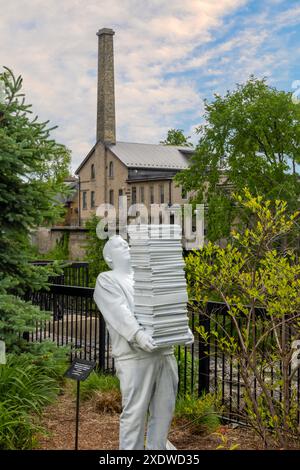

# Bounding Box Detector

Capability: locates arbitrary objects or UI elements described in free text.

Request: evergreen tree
[0,67,70,350]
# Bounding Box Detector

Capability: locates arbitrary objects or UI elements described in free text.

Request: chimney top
[97,28,115,36]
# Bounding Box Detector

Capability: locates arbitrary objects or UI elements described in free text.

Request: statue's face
[109,235,130,268]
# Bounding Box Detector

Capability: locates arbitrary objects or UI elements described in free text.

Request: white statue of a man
[93,234,193,450]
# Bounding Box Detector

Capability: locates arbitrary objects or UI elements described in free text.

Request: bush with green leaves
[175,392,221,434]
[0,293,51,353]
[14,340,70,382]
[0,356,59,412]
[0,400,40,450]
[83,214,109,287]
[175,345,199,396]
[0,348,67,449]
[78,371,120,401]
[185,189,300,448]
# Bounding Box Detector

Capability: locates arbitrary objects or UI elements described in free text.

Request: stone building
[56,175,79,227]
[75,28,193,225]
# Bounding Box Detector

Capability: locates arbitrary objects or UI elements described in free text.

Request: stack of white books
[128,224,192,347]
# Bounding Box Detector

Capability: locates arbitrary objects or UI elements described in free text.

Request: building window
[118,189,123,207]
[91,163,95,180]
[150,186,154,204]
[160,184,164,203]
[82,191,87,210]
[132,186,137,205]
[140,186,144,203]
[109,161,114,178]
[109,189,114,205]
[91,191,95,208]
[181,186,187,199]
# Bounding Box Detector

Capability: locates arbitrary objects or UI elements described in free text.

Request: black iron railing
[26,285,300,423]
[27,284,109,371]
[30,261,90,287]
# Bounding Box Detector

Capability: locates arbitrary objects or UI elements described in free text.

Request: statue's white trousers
[114,353,178,450]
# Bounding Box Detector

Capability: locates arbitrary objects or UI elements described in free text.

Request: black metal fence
[26,283,300,423]
[30,261,90,287]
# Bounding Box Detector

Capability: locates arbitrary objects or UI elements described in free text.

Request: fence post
[198,306,210,396]
[98,313,106,371]
[85,265,89,287]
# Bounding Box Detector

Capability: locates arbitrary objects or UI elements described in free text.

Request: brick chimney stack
[96,28,116,144]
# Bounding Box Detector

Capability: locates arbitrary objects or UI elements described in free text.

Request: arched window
[91,163,95,180]
[109,161,114,178]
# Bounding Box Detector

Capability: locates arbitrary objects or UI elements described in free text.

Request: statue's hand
[135,330,157,352]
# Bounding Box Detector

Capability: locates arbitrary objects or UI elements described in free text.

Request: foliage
[213,431,240,450]
[0,67,70,350]
[0,350,65,449]
[15,340,70,382]
[0,355,59,412]
[30,232,70,261]
[0,294,50,352]
[0,400,40,450]
[175,392,221,434]
[160,128,193,147]
[78,371,120,401]
[175,76,300,242]
[0,67,71,290]
[175,345,199,395]
[185,189,300,448]
[84,214,109,287]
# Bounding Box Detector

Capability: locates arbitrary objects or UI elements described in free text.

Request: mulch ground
[34,384,295,451]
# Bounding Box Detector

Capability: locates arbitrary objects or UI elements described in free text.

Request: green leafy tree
[185,189,300,448]
[160,128,193,147]
[84,214,109,287]
[0,67,70,349]
[175,77,300,241]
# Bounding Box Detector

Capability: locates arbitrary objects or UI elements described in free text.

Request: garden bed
[34,384,292,451]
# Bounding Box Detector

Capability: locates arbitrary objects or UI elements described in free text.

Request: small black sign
[64,358,96,381]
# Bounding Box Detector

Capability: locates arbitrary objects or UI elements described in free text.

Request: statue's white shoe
[166,440,177,450]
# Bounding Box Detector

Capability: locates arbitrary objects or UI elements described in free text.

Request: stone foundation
[31,226,89,260]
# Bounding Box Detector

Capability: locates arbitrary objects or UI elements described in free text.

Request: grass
[77,371,120,401]
[175,393,221,434]
[0,352,65,449]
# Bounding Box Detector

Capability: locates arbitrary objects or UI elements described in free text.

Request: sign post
[64,358,96,450]
[0,341,6,365]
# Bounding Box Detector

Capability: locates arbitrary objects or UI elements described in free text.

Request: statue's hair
[103,235,123,269]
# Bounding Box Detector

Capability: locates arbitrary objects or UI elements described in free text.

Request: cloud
[1,0,299,173]
[0,0,250,172]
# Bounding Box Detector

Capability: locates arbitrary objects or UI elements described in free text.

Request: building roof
[75,141,194,174]
[54,180,78,204]
[108,141,193,169]
[75,144,96,174]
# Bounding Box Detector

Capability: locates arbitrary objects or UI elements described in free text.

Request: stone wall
[31,226,89,260]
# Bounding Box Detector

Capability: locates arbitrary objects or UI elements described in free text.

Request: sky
[1,0,300,173]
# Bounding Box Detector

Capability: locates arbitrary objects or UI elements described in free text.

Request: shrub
[19,340,70,382]
[78,371,120,401]
[185,190,300,448]
[83,214,108,287]
[175,345,199,395]
[0,400,40,450]
[0,345,68,449]
[0,356,59,415]
[175,393,221,434]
